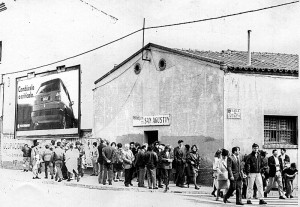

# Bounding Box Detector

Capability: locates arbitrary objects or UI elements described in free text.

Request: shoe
[51,175,54,179]
[158,185,163,188]
[55,177,58,181]
[223,198,231,203]
[103,183,106,185]
[264,192,267,198]
[114,179,118,182]
[45,177,48,179]
[149,187,153,189]
[67,179,71,182]
[247,200,252,204]
[259,200,267,205]
[109,181,112,185]
[153,187,158,189]
[236,202,244,205]
[211,191,216,197]
[90,174,95,176]
[129,183,133,186]
[58,179,62,182]
[279,196,285,199]
[195,186,200,190]
[290,195,294,198]
[125,184,129,187]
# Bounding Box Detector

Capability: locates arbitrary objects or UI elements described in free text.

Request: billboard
[15,66,80,137]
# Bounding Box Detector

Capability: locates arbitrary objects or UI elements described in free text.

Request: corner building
[93,43,299,185]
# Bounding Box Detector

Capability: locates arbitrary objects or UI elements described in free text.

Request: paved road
[0,169,298,207]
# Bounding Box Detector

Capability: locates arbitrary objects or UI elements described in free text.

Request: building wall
[93,48,225,184]
[224,73,299,186]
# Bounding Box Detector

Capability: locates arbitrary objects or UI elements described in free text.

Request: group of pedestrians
[95,139,201,192]
[22,139,86,182]
[212,143,298,205]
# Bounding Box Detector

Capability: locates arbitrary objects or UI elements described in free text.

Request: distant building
[93,43,299,185]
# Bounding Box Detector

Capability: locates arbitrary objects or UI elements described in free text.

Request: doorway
[144,130,158,145]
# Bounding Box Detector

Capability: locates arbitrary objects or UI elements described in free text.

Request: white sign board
[133,115,171,126]
[227,108,241,119]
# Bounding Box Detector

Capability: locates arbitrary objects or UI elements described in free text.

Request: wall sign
[133,115,170,126]
[227,108,241,119]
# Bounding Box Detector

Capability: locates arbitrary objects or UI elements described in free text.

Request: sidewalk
[1,168,298,197]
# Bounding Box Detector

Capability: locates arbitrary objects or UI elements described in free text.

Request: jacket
[53,147,65,161]
[245,152,263,174]
[102,146,115,165]
[268,156,283,177]
[144,151,158,169]
[97,143,106,164]
[174,146,186,166]
[161,150,174,169]
[122,149,135,169]
[43,149,53,162]
[22,147,31,157]
[227,155,243,180]
[186,151,200,175]
[135,150,146,168]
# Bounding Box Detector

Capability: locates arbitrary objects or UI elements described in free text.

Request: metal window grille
[264,116,297,145]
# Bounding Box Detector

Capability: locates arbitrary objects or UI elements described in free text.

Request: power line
[145,0,299,29]
[3,28,143,76]
[1,0,298,76]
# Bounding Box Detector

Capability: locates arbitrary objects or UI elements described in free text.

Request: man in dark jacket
[264,149,285,199]
[21,144,31,172]
[102,142,115,185]
[245,143,267,205]
[144,146,158,189]
[174,140,186,187]
[223,147,244,205]
[135,145,146,187]
[97,139,107,184]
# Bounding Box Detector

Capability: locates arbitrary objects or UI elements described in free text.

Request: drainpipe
[247,30,252,66]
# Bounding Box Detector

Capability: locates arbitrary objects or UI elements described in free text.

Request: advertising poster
[16,67,80,137]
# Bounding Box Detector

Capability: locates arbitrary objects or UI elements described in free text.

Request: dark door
[144,130,158,145]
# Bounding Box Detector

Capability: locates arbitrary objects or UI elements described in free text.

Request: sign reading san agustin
[133,115,171,126]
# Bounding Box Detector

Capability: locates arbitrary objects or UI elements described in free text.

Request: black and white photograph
[0,0,299,207]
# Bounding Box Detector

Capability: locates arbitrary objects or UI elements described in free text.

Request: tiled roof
[181,49,298,74]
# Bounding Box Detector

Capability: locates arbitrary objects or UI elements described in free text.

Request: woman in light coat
[122,143,135,187]
[212,149,222,197]
[65,143,80,182]
[215,149,230,201]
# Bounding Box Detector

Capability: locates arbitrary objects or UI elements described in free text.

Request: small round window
[134,63,141,74]
[158,58,166,71]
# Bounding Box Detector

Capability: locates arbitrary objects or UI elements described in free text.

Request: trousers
[265,172,284,197]
[247,173,263,199]
[147,168,157,188]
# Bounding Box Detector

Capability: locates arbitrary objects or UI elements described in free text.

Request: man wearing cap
[174,140,186,187]
[264,149,285,199]
[245,143,267,205]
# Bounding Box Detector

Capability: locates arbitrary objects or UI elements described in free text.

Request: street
[0,169,298,207]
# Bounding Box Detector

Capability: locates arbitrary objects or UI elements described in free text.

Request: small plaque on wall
[227,108,241,119]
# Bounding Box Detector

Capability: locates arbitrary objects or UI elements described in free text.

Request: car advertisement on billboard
[15,66,80,137]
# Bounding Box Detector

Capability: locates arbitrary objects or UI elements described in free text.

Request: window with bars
[264,116,297,145]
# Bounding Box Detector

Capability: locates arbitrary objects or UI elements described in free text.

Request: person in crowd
[212,149,222,197]
[184,144,190,187]
[129,142,138,180]
[101,142,116,185]
[161,145,173,192]
[38,144,44,175]
[156,144,165,188]
[279,148,290,191]
[90,142,99,176]
[113,143,124,182]
[43,145,54,179]
[31,142,41,179]
[76,141,85,177]
[97,139,107,184]
[135,145,146,187]
[264,149,285,199]
[61,140,69,180]
[223,147,244,205]
[283,163,298,198]
[253,150,269,199]
[186,145,200,190]
[245,143,267,205]
[21,144,31,172]
[123,143,135,187]
[53,141,64,182]
[144,146,158,189]
[174,140,186,187]
[49,140,56,178]
[215,149,230,201]
[241,154,248,199]
[65,143,80,182]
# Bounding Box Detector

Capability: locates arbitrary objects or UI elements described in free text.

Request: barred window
[264,116,297,145]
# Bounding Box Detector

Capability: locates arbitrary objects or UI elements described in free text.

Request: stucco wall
[224,73,299,186]
[93,48,225,184]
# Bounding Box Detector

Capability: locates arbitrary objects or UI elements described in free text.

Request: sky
[0,0,299,129]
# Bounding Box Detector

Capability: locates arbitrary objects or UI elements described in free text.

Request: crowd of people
[21,139,298,203]
[212,143,298,205]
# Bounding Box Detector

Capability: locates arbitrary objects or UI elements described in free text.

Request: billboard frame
[14,65,81,139]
